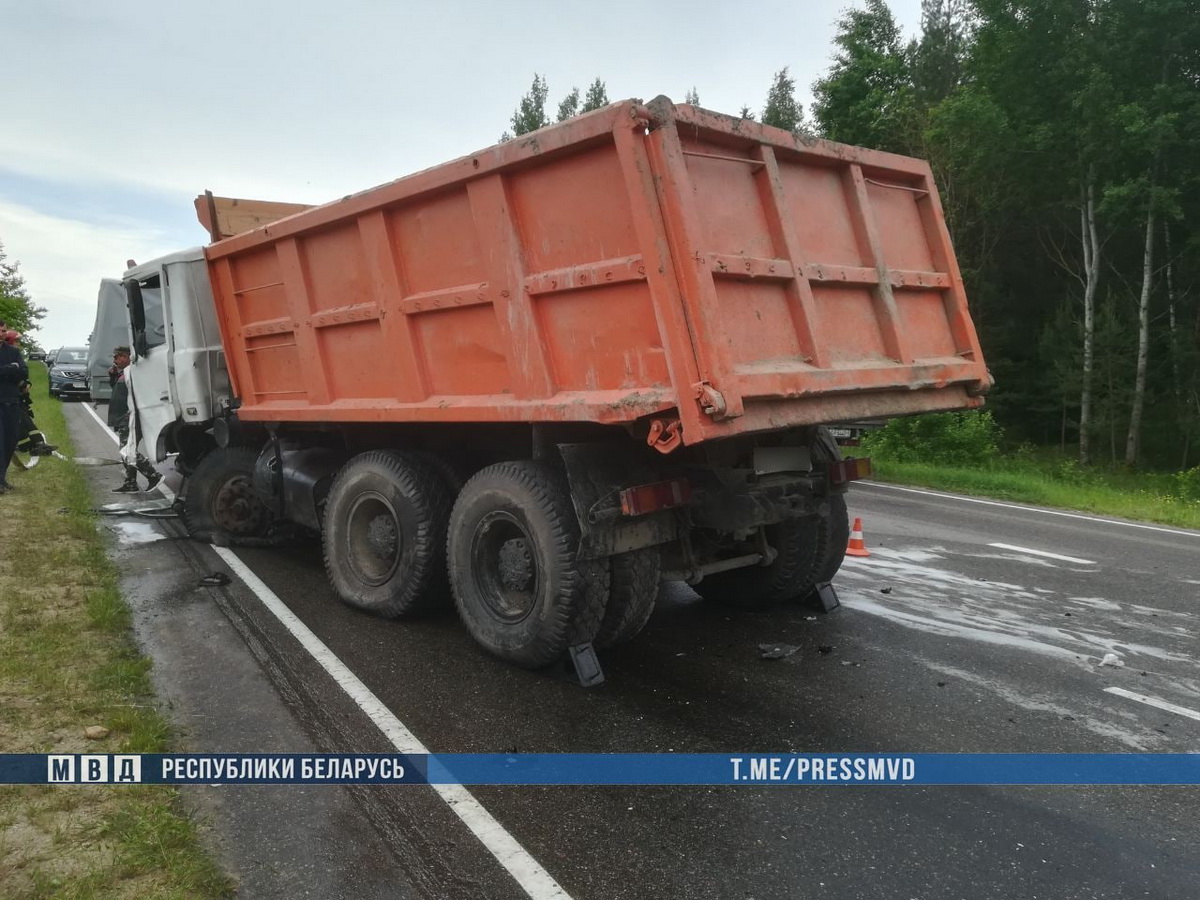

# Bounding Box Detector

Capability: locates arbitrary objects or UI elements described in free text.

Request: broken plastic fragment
[758,643,799,660]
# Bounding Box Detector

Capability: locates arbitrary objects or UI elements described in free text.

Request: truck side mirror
[125,280,149,358]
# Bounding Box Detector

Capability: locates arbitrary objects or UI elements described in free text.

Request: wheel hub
[346,492,403,586]
[367,514,398,560]
[497,538,534,592]
[472,513,539,622]
[213,477,268,535]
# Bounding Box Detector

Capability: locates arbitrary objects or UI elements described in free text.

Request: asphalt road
[64,401,1200,900]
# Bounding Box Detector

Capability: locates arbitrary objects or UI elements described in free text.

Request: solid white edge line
[988,543,1095,565]
[1104,687,1200,724]
[76,403,572,899]
[211,549,573,900]
[82,401,119,442]
[857,481,1200,538]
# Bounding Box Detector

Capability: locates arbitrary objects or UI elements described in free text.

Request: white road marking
[1104,687,1200,724]
[213,549,572,900]
[856,481,1200,538]
[76,405,572,899]
[988,543,1095,565]
[82,400,119,440]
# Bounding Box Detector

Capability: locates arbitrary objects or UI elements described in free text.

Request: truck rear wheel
[594,548,661,648]
[322,451,451,617]
[184,447,274,542]
[693,493,850,608]
[447,461,603,668]
[693,517,822,608]
[812,492,850,585]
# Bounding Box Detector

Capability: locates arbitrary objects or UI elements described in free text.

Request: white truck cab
[123,248,229,469]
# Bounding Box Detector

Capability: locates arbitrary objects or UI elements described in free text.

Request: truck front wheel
[447,461,604,668]
[322,451,451,618]
[183,447,274,542]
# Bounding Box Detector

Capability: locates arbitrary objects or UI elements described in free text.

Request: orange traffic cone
[846,517,871,558]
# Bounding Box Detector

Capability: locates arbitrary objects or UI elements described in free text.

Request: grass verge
[868,456,1200,530]
[0,364,231,899]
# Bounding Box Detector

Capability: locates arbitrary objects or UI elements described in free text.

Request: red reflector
[829,457,873,485]
[619,479,693,516]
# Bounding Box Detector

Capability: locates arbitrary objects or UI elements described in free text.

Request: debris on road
[1099,653,1125,668]
[199,572,231,587]
[881,586,893,594]
[758,643,800,661]
[817,645,834,655]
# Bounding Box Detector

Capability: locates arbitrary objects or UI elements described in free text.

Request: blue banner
[3,753,1199,786]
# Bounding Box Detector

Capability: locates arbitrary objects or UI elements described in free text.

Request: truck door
[125,272,176,461]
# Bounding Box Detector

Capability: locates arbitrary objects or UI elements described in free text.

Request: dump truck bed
[205,97,988,448]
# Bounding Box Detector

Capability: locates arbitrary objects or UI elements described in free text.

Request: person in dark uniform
[107,346,162,493]
[0,330,29,492]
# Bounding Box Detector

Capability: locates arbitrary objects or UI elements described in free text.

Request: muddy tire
[693,517,824,608]
[594,548,660,647]
[811,492,850,585]
[810,427,851,586]
[322,451,452,617]
[447,460,603,668]
[183,447,274,542]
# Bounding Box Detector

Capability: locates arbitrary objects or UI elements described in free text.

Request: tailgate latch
[694,382,728,419]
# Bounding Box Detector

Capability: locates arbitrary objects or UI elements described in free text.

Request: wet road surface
[66,402,1200,899]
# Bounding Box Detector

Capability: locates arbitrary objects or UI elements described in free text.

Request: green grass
[868,454,1200,530]
[0,364,232,899]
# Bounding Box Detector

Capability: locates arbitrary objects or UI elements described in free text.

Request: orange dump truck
[124,97,988,674]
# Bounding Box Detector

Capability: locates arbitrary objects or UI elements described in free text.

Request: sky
[2,0,922,351]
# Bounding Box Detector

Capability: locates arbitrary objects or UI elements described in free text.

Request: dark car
[27,347,47,362]
[48,346,91,400]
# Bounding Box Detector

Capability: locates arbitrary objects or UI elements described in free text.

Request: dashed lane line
[988,543,1095,565]
[1104,688,1200,724]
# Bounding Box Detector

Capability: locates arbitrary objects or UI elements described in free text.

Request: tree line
[502,0,1200,473]
[0,242,45,339]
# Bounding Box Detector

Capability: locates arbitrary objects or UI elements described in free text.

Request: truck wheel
[322,451,451,618]
[184,447,274,541]
[811,492,850,585]
[594,548,661,648]
[447,460,603,668]
[693,517,823,608]
[809,426,851,586]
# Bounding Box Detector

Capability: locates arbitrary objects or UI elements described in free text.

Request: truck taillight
[619,479,692,516]
[829,457,873,486]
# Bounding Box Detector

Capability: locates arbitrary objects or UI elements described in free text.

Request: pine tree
[581,78,609,113]
[557,87,581,122]
[504,74,551,140]
[761,67,804,132]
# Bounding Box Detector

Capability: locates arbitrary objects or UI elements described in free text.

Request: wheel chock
[812,581,840,612]
[567,643,605,687]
